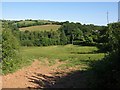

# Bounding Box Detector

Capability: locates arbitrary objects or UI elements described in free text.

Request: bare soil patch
[2,59,88,88]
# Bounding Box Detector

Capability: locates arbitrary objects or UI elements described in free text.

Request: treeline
[1,19,63,28]
[21,22,106,47]
[2,20,107,47]
[19,30,61,46]
[1,19,111,55]
[58,21,105,46]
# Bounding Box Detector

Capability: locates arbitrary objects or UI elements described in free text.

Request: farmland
[19,25,61,31]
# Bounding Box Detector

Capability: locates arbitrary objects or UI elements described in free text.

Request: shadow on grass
[70,50,104,54]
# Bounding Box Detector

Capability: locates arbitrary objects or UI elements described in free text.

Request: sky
[2,2,118,26]
[1,0,120,2]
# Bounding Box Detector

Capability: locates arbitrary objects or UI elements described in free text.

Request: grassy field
[19,25,61,31]
[21,44,105,69]
[2,45,105,74]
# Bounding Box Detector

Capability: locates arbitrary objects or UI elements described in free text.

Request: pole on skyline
[107,11,109,24]
[118,1,120,22]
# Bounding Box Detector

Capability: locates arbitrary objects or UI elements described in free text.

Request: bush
[2,23,20,74]
[89,50,120,88]
[88,22,120,88]
[2,25,20,59]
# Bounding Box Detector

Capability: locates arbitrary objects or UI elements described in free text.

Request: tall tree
[59,30,67,45]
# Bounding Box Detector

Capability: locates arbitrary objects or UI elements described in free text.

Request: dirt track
[2,60,65,88]
[2,59,88,88]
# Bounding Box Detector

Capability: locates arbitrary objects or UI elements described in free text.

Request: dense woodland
[1,19,120,88]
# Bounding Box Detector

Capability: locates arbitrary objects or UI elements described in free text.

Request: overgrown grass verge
[2,53,33,75]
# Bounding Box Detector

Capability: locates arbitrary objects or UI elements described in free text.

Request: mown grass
[21,44,105,69]
[19,25,61,31]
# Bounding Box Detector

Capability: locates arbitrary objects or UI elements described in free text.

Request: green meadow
[21,45,105,69]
